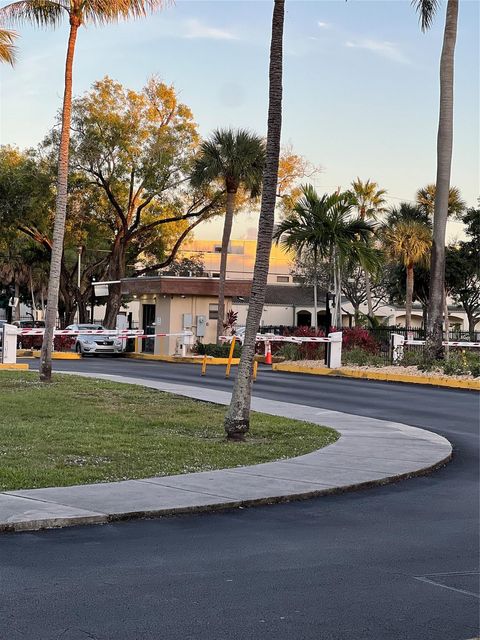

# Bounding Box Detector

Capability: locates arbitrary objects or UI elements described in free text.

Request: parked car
[65,324,125,356]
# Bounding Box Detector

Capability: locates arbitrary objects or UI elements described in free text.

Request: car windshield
[77,325,103,331]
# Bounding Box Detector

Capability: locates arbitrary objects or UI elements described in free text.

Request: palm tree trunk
[406,264,414,328]
[444,286,449,355]
[224,0,284,440]
[216,191,236,342]
[14,281,20,321]
[427,0,458,357]
[364,270,373,317]
[39,19,79,382]
[313,249,318,330]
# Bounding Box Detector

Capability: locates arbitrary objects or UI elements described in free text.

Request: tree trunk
[427,0,458,357]
[312,250,318,330]
[14,281,20,321]
[103,241,126,328]
[39,19,79,382]
[444,287,450,356]
[365,270,373,317]
[406,264,414,328]
[224,0,284,440]
[216,191,236,342]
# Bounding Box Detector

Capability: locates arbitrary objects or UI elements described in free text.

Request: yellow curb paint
[272,363,480,391]
[16,350,33,358]
[125,353,240,366]
[32,351,81,360]
[0,363,29,370]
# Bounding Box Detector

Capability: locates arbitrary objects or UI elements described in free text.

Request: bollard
[225,337,236,378]
[253,359,258,381]
[201,354,208,376]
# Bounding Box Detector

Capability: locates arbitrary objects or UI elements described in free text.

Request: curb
[0,373,453,533]
[272,362,480,391]
[32,351,81,360]
[124,353,240,365]
[0,363,29,371]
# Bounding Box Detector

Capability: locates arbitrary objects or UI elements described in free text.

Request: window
[214,245,222,253]
[209,304,218,320]
[212,272,220,278]
[277,275,290,283]
[293,275,305,284]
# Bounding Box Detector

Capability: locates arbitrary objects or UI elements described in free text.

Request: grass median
[0,372,338,492]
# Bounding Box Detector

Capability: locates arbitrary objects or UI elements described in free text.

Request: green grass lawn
[0,372,338,491]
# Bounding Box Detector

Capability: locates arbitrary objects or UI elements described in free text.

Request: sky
[0,0,478,242]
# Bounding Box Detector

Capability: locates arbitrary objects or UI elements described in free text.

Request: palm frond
[0,1,66,29]
[411,0,440,32]
[0,27,17,64]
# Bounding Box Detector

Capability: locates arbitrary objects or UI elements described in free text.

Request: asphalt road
[1,358,479,640]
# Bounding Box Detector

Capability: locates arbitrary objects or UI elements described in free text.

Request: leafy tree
[0,0,166,381]
[159,254,205,277]
[0,27,16,64]
[62,76,222,327]
[382,220,432,327]
[274,186,379,329]
[347,178,387,317]
[191,128,265,342]
[225,0,285,441]
[445,207,480,335]
[413,0,459,355]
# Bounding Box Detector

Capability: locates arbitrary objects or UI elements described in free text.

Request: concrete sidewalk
[0,373,453,533]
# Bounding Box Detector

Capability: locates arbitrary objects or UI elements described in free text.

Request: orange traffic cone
[265,341,272,365]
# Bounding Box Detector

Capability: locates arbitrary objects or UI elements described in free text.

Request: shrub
[442,353,467,376]
[342,327,379,354]
[342,347,384,367]
[193,342,242,358]
[280,326,326,361]
[275,343,302,361]
[18,335,75,352]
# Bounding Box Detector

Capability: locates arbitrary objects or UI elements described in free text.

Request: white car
[65,324,125,356]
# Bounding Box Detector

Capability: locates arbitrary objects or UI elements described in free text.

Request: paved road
[1,359,479,640]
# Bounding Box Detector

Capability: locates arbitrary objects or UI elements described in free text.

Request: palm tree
[0,27,17,64]
[191,129,265,342]
[348,178,387,318]
[0,0,165,382]
[223,0,285,441]
[383,220,432,328]
[416,183,466,218]
[413,0,459,355]
[274,186,378,329]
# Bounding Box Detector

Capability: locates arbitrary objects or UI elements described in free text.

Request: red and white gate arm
[404,339,480,348]
[16,329,194,341]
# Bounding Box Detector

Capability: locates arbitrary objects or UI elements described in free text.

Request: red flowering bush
[342,327,379,354]
[278,326,327,360]
[18,335,75,352]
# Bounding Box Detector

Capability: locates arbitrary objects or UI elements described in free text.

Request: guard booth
[1,323,18,364]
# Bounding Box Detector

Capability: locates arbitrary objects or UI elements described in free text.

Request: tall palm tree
[191,129,265,342]
[416,183,466,218]
[348,178,387,318]
[274,186,378,329]
[0,0,165,382]
[383,220,432,328]
[224,0,284,441]
[0,27,17,64]
[413,0,459,355]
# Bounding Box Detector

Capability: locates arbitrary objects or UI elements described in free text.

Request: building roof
[121,276,252,297]
[234,284,327,307]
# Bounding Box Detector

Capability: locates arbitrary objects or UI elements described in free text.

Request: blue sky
[0,0,478,241]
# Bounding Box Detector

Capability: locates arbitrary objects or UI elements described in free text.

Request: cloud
[317,21,330,29]
[183,18,239,41]
[345,39,409,64]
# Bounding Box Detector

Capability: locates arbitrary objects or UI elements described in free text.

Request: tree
[347,178,387,317]
[445,207,480,336]
[416,183,466,218]
[64,76,222,327]
[0,27,16,64]
[191,129,265,342]
[274,186,378,329]
[413,0,459,355]
[224,0,285,441]
[0,0,165,382]
[382,220,432,327]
